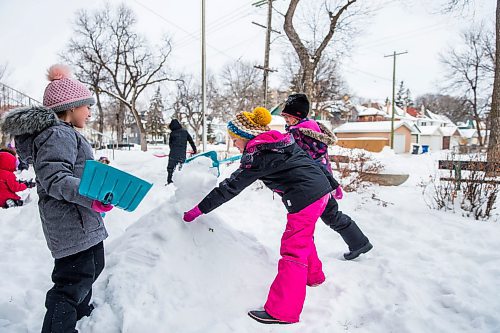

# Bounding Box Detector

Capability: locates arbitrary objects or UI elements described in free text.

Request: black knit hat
[281,93,310,119]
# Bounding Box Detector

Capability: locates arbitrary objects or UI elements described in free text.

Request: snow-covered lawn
[1,149,499,333]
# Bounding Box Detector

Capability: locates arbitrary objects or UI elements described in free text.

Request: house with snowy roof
[457,128,479,145]
[415,125,461,151]
[333,121,417,153]
[355,105,387,122]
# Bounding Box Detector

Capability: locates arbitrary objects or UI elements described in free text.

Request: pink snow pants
[264,194,329,323]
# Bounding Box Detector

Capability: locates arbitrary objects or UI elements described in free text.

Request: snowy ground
[1,148,499,333]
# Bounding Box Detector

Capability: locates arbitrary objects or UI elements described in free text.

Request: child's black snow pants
[41,242,104,333]
[320,196,369,251]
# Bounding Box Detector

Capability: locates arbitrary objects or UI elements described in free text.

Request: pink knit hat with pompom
[42,64,95,113]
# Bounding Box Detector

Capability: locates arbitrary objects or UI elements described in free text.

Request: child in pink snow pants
[264,193,329,323]
[183,107,341,324]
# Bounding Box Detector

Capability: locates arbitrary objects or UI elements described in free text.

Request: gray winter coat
[1,106,108,259]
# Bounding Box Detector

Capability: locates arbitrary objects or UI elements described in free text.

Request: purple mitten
[183,206,203,222]
[333,186,343,200]
[92,200,114,213]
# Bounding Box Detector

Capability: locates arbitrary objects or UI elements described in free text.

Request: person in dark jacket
[183,107,338,325]
[281,93,372,260]
[281,94,373,260]
[167,119,197,184]
[1,64,112,333]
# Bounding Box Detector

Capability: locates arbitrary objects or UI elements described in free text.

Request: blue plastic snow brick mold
[185,150,219,165]
[185,151,242,176]
[218,154,242,165]
[79,160,153,212]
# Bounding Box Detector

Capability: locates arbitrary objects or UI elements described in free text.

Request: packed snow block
[185,151,242,176]
[79,160,153,212]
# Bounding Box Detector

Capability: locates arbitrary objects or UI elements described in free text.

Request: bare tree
[219,61,263,113]
[441,0,499,168]
[64,4,175,151]
[440,25,493,145]
[282,0,361,111]
[281,47,347,117]
[490,1,500,166]
[62,57,107,140]
[313,56,347,114]
[171,76,203,144]
[205,61,263,124]
[415,94,472,123]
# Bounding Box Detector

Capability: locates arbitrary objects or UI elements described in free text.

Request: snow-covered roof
[333,121,412,133]
[417,117,448,124]
[458,129,478,139]
[393,105,406,117]
[396,114,419,122]
[418,125,441,136]
[356,105,387,117]
[426,109,454,125]
[439,126,460,136]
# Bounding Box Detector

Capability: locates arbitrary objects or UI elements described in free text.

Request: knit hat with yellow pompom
[227,107,272,140]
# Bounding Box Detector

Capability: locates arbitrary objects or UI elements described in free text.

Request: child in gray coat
[1,64,112,332]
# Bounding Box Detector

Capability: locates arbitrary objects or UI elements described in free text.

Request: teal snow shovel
[184,151,242,176]
[79,160,153,212]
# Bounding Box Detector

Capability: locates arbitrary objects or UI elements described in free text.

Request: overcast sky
[0,0,495,104]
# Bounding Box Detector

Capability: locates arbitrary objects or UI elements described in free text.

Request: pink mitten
[92,200,114,213]
[183,206,203,222]
[333,186,343,200]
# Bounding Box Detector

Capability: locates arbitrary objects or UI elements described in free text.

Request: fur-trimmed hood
[288,119,337,146]
[299,122,337,145]
[1,106,59,136]
[0,106,60,163]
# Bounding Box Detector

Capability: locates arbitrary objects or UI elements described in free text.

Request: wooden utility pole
[253,0,279,108]
[384,50,408,149]
[201,0,207,151]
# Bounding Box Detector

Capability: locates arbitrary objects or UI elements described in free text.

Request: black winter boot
[248,310,291,325]
[344,241,373,260]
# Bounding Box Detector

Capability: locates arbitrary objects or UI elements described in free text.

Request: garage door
[394,134,406,154]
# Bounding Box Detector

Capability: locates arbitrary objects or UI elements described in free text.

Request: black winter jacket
[168,119,196,162]
[198,131,339,214]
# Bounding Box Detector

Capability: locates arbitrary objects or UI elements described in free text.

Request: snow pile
[0,149,499,333]
[172,156,218,212]
[78,155,277,332]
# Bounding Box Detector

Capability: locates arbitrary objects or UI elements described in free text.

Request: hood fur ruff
[1,106,59,137]
[299,122,337,146]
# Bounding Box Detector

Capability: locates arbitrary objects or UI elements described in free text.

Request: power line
[358,22,456,54]
[175,10,254,49]
[253,0,280,108]
[384,50,408,149]
[343,65,393,82]
[133,0,256,51]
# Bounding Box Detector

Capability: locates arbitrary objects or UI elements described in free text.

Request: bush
[331,147,384,192]
[422,152,499,221]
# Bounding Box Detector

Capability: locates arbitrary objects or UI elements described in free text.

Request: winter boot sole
[344,242,373,260]
[248,311,291,325]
